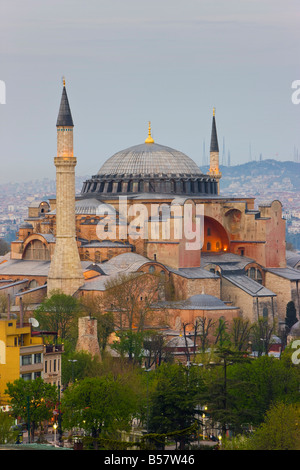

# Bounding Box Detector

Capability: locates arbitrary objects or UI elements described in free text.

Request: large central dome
[81,127,218,197]
[97,142,203,178]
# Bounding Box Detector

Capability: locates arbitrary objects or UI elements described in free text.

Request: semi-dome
[81,125,218,197]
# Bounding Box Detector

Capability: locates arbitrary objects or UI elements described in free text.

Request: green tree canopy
[285,301,298,329]
[5,377,58,442]
[61,375,139,449]
[248,402,300,450]
[148,363,203,449]
[35,290,82,342]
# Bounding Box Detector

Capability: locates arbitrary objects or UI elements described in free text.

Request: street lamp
[53,423,57,445]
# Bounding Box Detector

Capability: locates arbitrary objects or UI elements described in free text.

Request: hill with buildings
[0,160,299,247]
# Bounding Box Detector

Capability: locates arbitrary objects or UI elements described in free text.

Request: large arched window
[23,239,50,260]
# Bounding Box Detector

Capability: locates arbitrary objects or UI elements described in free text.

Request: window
[22,373,32,381]
[34,353,42,364]
[207,227,211,236]
[22,355,32,366]
[45,360,48,373]
[263,307,268,319]
[207,242,211,251]
[149,266,155,273]
[249,267,256,279]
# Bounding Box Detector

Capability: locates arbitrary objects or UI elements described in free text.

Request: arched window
[256,270,263,284]
[207,242,211,251]
[23,240,50,260]
[149,266,155,274]
[29,279,39,289]
[249,267,256,279]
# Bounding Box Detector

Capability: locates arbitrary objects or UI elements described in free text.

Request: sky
[0,0,299,184]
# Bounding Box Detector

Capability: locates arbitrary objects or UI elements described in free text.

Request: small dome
[289,320,300,337]
[19,222,33,229]
[75,198,115,215]
[187,294,228,308]
[167,336,194,348]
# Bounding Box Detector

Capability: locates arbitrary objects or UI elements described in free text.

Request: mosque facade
[1,82,300,336]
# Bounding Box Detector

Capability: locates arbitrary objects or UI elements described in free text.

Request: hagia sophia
[0,81,300,340]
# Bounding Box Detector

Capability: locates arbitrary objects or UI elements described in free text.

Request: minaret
[47,80,84,296]
[208,108,222,194]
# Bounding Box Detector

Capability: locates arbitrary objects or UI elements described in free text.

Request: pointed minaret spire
[208,108,222,194]
[56,78,74,127]
[210,108,219,153]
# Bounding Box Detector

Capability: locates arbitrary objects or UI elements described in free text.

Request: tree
[230,317,253,352]
[0,410,19,444]
[5,378,58,442]
[61,375,138,449]
[285,301,298,329]
[112,329,145,363]
[248,402,300,450]
[104,272,166,333]
[214,318,231,348]
[201,347,252,436]
[143,330,172,368]
[0,240,9,256]
[148,363,201,450]
[61,347,102,387]
[35,290,82,342]
[196,317,216,354]
[97,312,115,355]
[228,352,300,427]
[250,317,274,356]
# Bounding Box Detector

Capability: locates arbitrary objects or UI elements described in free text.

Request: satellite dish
[29,317,39,328]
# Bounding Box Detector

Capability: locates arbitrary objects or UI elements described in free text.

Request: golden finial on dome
[62,76,66,87]
[213,107,215,117]
[145,121,154,144]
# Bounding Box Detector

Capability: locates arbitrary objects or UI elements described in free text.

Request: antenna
[29,317,39,328]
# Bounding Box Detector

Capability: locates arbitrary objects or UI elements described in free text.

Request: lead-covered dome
[97,142,203,178]
[81,128,218,197]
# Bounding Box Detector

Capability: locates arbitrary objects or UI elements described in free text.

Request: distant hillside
[201,159,300,192]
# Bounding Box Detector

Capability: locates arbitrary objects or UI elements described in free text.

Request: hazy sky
[0,0,299,183]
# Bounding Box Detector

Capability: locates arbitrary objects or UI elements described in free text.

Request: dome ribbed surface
[97,142,202,177]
